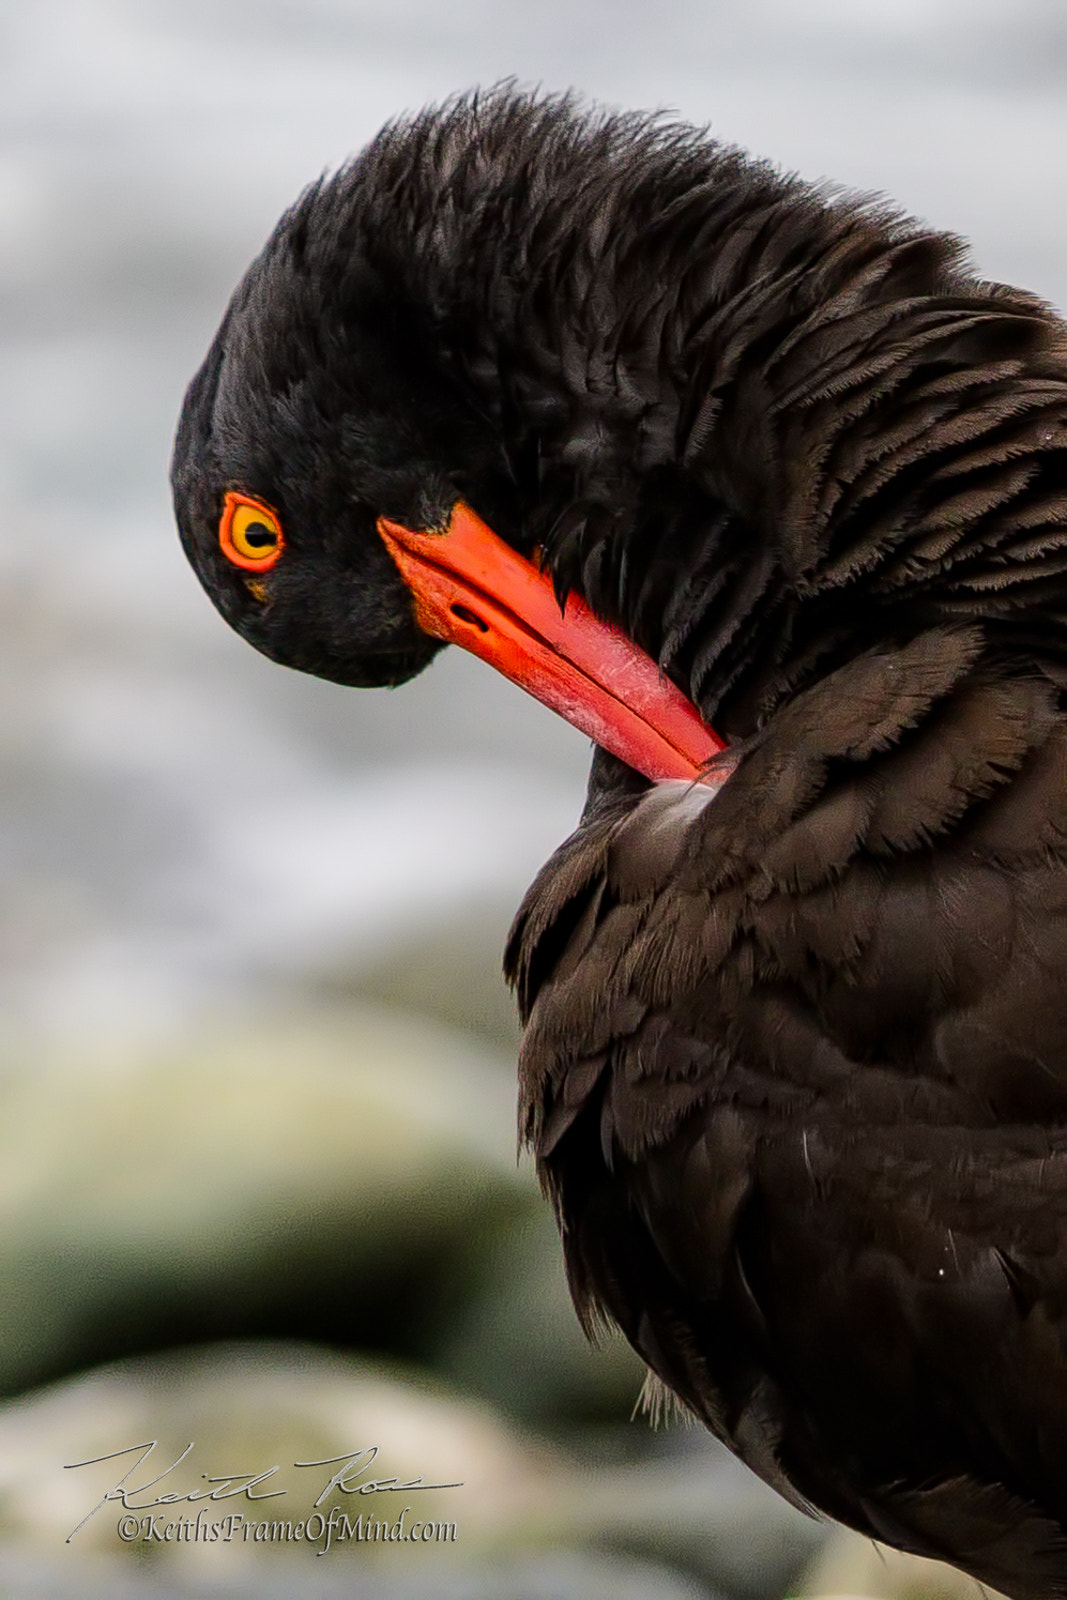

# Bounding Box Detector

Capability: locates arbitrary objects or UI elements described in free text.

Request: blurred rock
[799,1526,1005,1600]
[0,1003,533,1393]
[0,1342,543,1567]
[0,995,707,1433]
[0,1340,818,1598]
[316,895,524,1053]
[0,1547,714,1600]
[545,1424,826,1600]
[436,1201,647,1425]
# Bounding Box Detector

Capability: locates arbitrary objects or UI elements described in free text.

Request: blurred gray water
[3,0,1067,1048]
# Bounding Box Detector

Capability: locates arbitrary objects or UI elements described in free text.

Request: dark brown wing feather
[506,632,1067,1600]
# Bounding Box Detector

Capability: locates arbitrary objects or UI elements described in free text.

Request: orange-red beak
[377,501,727,783]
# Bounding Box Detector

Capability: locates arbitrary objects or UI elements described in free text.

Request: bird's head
[171,158,724,781]
[171,185,506,690]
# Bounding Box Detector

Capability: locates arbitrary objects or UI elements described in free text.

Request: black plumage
[173,90,1067,1598]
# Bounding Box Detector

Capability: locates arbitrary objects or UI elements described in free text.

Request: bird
[172,89,1067,1599]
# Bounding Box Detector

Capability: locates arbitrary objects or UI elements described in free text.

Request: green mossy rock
[0,1005,529,1393]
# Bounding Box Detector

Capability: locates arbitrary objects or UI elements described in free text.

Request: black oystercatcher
[172,90,1067,1599]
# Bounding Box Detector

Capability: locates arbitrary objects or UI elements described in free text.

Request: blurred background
[2,2,1065,1596]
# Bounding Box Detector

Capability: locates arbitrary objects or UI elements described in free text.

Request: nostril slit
[451,604,490,633]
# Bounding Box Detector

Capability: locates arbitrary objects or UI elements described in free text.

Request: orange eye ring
[219,491,284,571]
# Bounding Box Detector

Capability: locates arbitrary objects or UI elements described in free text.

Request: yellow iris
[219,492,284,571]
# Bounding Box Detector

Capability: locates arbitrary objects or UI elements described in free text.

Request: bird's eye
[219,492,284,571]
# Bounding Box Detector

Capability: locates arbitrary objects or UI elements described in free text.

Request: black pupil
[244,521,276,548]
